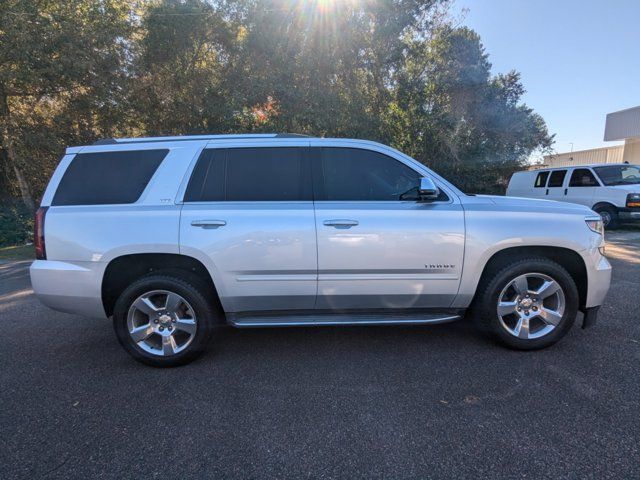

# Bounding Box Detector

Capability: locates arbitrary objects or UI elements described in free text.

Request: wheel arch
[471,246,588,310]
[591,201,618,212]
[101,253,222,318]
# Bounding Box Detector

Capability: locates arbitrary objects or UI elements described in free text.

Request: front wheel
[113,274,216,367]
[474,258,579,350]
[594,204,619,229]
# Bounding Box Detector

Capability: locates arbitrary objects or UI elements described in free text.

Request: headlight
[585,217,603,234]
[627,193,640,208]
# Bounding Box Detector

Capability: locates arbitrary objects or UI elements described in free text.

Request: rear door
[179,143,317,312]
[565,168,600,207]
[545,169,568,201]
[311,143,465,310]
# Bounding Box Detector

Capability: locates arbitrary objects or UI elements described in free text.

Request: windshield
[593,165,640,186]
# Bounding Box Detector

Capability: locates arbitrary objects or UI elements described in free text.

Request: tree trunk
[11,163,35,210]
[0,83,35,211]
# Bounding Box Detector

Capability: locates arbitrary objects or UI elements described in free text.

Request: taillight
[627,193,640,208]
[34,206,48,260]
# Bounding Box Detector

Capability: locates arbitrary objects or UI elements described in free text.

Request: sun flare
[310,0,357,14]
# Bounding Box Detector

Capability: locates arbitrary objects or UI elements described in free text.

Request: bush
[0,202,33,247]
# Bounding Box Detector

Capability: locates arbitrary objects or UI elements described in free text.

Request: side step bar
[227,312,462,328]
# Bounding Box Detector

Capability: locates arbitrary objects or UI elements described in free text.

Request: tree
[227,0,441,136]
[0,0,132,209]
[131,0,239,135]
[0,0,554,216]
[386,26,553,193]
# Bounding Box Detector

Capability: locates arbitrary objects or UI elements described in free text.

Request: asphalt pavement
[1,233,639,479]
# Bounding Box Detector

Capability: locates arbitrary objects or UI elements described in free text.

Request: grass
[0,244,34,261]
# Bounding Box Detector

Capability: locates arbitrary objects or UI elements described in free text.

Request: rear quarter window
[52,150,168,206]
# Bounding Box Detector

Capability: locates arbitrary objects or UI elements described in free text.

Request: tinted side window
[52,150,167,206]
[534,171,549,187]
[184,148,311,202]
[317,148,445,201]
[547,170,567,188]
[183,149,225,202]
[569,169,599,187]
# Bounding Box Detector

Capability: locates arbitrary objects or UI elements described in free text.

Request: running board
[227,311,462,328]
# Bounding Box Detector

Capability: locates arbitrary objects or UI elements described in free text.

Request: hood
[606,184,640,193]
[473,195,595,215]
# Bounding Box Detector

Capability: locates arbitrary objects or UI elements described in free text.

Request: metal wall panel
[604,106,640,141]
[540,146,624,168]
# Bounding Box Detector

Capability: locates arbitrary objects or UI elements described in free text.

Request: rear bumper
[30,260,107,318]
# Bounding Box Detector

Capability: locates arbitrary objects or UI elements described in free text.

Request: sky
[451,0,640,157]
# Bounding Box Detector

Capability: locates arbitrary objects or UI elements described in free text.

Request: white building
[538,105,640,169]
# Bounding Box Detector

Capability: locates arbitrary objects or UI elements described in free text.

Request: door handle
[564,188,568,195]
[545,189,549,195]
[191,220,226,229]
[323,219,359,228]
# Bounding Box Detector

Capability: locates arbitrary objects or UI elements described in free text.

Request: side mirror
[418,177,439,201]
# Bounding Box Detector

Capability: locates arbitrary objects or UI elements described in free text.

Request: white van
[507,163,640,228]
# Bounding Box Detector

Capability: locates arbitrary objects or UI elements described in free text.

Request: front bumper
[582,250,612,309]
[30,260,108,318]
[582,306,600,329]
[619,209,640,222]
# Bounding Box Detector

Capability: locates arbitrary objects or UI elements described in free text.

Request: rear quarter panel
[505,171,535,196]
[34,143,205,319]
[42,142,204,264]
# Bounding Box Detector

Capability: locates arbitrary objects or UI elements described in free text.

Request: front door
[311,145,465,310]
[179,145,317,312]
[564,168,599,207]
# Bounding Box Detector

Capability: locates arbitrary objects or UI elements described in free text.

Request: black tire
[113,273,217,367]
[473,257,579,350]
[594,204,619,229]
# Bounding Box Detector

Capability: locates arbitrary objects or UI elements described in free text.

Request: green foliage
[0,0,133,208]
[0,0,554,220]
[0,202,32,247]
[386,26,553,193]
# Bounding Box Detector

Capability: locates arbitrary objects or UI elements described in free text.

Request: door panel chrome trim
[236,275,317,282]
[318,274,459,281]
[228,312,461,328]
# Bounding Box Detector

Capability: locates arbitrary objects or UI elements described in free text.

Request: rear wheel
[113,274,216,367]
[594,204,619,229]
[474,258,579,350]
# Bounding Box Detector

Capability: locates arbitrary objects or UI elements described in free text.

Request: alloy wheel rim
[497,273,565,340]
[127,290,197,356]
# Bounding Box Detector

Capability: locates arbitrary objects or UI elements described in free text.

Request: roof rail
[93,138,118,145]
[92,133,310,145]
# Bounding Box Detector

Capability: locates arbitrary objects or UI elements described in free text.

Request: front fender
[452,207,599,308]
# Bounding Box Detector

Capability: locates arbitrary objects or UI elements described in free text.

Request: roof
[65,134,393,156]
[604,106,640,141]
[533,162,636,171]
[92,133,310,145]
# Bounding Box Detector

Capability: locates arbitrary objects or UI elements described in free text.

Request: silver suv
[30,134,612,366]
